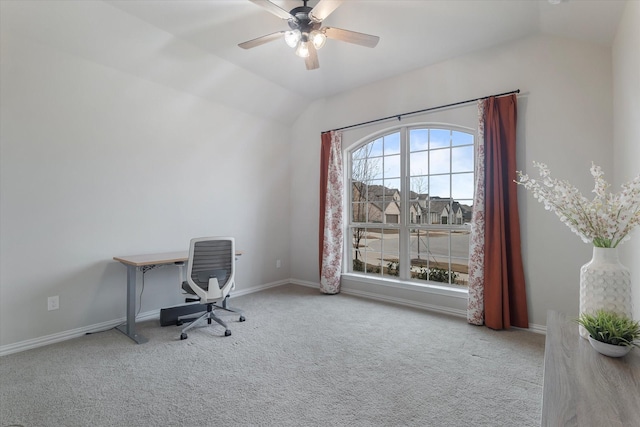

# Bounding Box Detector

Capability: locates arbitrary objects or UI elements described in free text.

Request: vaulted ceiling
[2,1,626,124]
[107,0,626,99]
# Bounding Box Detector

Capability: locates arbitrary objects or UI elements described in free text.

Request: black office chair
[179,237,245,340]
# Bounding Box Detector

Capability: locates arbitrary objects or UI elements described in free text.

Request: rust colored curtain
[483,94,528,329]
[318,131,343,294]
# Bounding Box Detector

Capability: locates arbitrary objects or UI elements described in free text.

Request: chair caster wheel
[225,330,232,337]
[176,320,183,326]
[180,333,188,340]
[239,316,246,322]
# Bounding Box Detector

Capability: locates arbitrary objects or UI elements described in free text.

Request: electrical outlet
[48,295,59,311]
[276,259,281,268]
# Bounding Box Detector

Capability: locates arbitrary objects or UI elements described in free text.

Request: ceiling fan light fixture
[240,0,380,70]
[310,30,326,49]
[295,40,310,58]
[284,29,301,48]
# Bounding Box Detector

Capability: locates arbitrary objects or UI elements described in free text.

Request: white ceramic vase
[579,247,633,338]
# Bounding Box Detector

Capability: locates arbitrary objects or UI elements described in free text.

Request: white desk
[113,252,189,344]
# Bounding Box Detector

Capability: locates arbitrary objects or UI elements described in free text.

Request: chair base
[178,296,245,340]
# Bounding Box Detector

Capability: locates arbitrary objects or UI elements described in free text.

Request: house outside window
[348,126,474,286]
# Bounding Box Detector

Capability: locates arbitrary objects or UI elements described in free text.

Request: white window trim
[342,121,476,294]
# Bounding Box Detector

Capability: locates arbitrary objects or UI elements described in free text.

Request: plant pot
[587,336,633,358]
[579,247,633,338]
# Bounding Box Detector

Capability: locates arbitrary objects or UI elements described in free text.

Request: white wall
[0,10,291,348]
[613,0,640,320]
[291,34,614,328]
[1,1,631,351]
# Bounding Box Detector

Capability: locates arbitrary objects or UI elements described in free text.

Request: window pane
[410,177,428,198]
[430,129,450,149]
[352,202,366,222]
[368,202,383,223]
[384,132,401,155]
[409,228,429,265]
[410,129,428,152]
[384,154,401,178]
[426,231,452,283]
[351,227,365,271]
[451,146,474,173]
[362,228,381,274]
[381,229,399,278]
[457,200,473,225]
[366,180,383,201]
[429,148,450,174]
[450,229,471,286]
[369,138,384,157]
[410,151,429,176]
[452,173,474,200]
[429,175,450,198]
[383,200,400,223]
[353,156,383,182]
[351,159,365,182]
[352,144,368,160]
[368,163,384,180]
[452,131,474,147]
[352,182,363,202]
[384,178,401,195]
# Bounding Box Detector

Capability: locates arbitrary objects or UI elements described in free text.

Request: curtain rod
[324,89,520,133]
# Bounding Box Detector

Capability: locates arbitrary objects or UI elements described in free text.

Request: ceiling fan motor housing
[288,6,321,33]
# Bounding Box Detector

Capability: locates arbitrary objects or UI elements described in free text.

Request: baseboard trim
[1,278,543,356]
[519,323,547,335]
[0,317,127,357]
[289,278,319,289]
[0,280,288,357]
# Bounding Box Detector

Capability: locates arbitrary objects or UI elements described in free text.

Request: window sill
[341,273,468,300]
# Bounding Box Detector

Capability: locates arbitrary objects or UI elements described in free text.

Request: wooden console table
[541,310,640,426]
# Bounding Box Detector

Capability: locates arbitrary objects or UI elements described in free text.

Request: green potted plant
[577,310,640,357]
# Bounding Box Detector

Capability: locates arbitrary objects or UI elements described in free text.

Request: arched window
[348,125,474,287]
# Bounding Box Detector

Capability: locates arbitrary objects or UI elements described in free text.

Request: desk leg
[116,265,149,344]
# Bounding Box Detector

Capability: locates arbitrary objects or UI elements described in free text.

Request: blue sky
[352,128,475,203]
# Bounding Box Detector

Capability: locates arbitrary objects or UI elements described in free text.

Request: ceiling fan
[238,0,380,70]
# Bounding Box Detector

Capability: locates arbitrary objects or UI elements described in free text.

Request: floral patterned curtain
[467,101,486,325]
[468,95,528,329]
[319,131,343,294]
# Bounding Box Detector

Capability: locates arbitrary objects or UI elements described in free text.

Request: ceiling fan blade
[238,31,286,49]
[324,27,380,48]
[249,0,297,23]
[305,44,319,70]
[309,0,344,22]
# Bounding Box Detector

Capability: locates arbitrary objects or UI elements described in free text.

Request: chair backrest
[186,237,235,302]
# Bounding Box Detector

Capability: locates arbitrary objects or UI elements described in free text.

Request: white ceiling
[1,0,626,125]
[106,0,626,100]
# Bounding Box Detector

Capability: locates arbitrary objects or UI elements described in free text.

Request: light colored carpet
[0,284,545,426]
